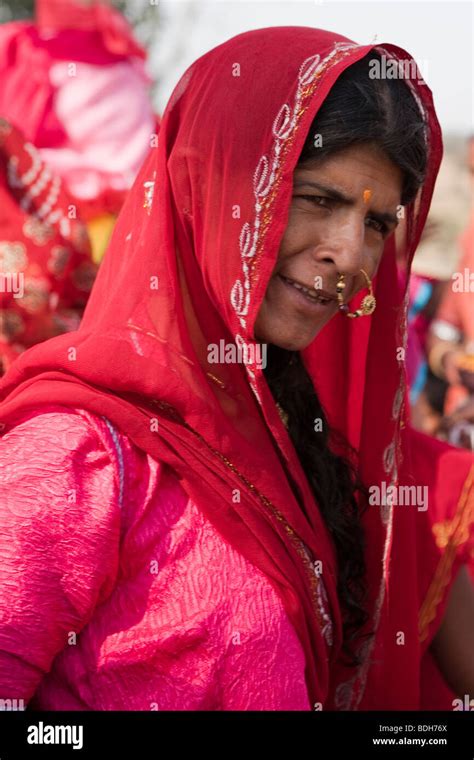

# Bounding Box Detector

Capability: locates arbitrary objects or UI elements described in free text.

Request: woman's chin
[254,322,319,351]
[255,298,336,351]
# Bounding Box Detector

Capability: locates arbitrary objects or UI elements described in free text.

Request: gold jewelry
[336,269,376,318]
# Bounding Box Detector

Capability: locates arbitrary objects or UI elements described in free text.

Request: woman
[0,28,472,711]
[0,0,158,374]
[427,136,474,447]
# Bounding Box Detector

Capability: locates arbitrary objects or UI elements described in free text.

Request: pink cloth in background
[0,22,155,201]
[0,406,310,711]
[39,59,155,200]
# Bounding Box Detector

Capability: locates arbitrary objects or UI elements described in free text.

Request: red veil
[0,28,472,710]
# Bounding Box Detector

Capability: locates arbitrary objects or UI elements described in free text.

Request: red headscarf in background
[36,0,147,59]
[0,28,472,710]
[0,118,97,375]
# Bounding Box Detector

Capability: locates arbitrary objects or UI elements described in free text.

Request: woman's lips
[277,274,338,309]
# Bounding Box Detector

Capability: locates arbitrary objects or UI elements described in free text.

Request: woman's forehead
[293,145,404,204]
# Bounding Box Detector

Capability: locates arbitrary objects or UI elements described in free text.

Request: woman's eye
[366,217,387,235]
[297,195,330,208]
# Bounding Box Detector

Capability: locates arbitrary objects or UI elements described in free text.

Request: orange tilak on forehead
[363,189,372,204]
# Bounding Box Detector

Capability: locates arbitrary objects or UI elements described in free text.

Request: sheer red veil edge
[0,28,472,710]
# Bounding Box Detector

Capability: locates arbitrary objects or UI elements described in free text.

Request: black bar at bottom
[0,710,473,758]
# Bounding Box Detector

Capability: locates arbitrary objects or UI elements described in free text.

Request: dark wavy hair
[264,52,428,665]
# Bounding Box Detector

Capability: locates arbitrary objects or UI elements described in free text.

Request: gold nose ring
[336,269,376,318]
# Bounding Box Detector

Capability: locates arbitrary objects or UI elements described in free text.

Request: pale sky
[150,0,473,135]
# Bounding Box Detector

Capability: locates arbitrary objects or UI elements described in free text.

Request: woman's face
[254,142,403,351]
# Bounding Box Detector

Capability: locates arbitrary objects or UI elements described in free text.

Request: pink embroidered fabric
[0,406,311,710]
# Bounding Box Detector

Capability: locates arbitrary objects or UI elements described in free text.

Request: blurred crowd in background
[0,0,472,454]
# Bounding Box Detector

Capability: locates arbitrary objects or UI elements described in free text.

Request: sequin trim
[229,41,359,400]
[335,199,415,711]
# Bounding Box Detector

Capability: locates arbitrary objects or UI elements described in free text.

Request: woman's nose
[313,216,366,277]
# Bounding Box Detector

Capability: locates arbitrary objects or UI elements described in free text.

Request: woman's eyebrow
[293,178,352,204]
[293,179,399,226]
